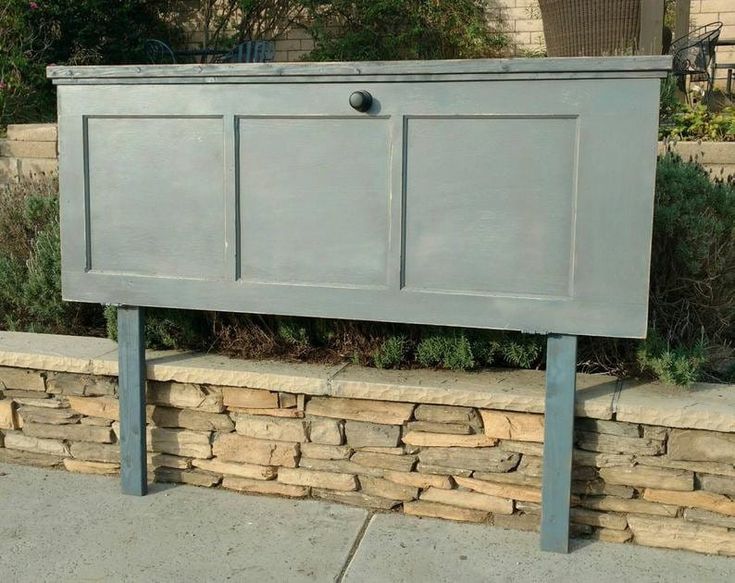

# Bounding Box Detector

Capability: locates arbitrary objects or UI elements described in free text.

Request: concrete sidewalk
[1,463,733,583]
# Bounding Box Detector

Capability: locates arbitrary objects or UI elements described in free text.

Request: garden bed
[1,331,734,557]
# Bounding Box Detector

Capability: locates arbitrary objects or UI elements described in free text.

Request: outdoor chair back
[670,22,722,100]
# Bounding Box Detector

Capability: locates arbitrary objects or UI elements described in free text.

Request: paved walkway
[1,463,733,582]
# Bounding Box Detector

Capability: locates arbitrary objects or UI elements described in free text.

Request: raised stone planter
[0,124,58,185]
[658,140,735,179]
[0,330,734,557]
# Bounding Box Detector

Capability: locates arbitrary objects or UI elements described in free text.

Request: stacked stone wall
[0,340,733,557]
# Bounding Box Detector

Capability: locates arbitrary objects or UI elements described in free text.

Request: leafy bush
[372,335,408,369]
[0,178,103,333]
[104,305,209,351]
[660,103,735,142]
[300,0,509,61]
[0,1,181,126]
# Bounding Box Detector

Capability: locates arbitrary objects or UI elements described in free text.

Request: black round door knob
[349,90,373,112]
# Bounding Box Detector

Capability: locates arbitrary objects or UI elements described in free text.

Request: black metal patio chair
[670,22,723,102]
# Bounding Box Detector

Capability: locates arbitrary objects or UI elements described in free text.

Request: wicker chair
[538,0,641,57]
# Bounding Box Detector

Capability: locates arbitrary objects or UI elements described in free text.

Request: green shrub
[0,178,103,333]
[300,0,509,61]
[1,1,181,126]
[637,332,706,386]
[372,335,408,369]
[104,305,209,351]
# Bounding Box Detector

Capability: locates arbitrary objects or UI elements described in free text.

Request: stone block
[148,453,191,469]
[79,417,113,427]
[643,488,735,516]
[192,458,276,480]
[414,404,475,423]
[599,465,694,491]
[575,431,664,455]
[70,442,119,463]
[572,479,634,498]
[402,431,497,448]
[683,508,735,529]
[306,397,414,425]
[417,464,473,478]
[223,476,308,497]
[634,455,735,477]
[480,410,544,442]
[230,407,304,419]
[67,396,119,420]
[23,422,114,443]
[454,476,541,503]
[418,447,519,473]
[407,421,472,435]
[150,406,234,432]
[12,396,64,409]
[46,373,116,396]
[222,386,279,409]
[359,476,418,501]
[147,381,223,413]
[18,158,58,179]
[3,431,69,456]
[420,487,513,514]
[382,470,454,490]
[17,406,80,425]
[307,416,343,445]
[570,508,627,530]
[0,157,19,182]
[0,400,19,430]
[573,450,634,468]
[668,429,735,464]
[234,413,307,442]
[298,457,379,477]
[148,427,212,459]
[696,473,735,497]
[575,418,640,438]
[312,488,400,510]
[0,447,63,468]
[627,515,735,556]
[6,123,57,142]
[472,471,541,487]
[356,446,406,456]
[344,420,400,448]
[212,433,299,467]
[497,440,544,457]
[351,451,417,472]
[0,366,45,391]
[63,458,119,475]
[578,495,678,517]
[278,467,357,491]
[154,467,221,487]
[300,443,352,460]
[403,500,488,523]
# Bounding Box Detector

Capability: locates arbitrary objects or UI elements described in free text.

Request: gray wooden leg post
[540,333,577,553]
[117,306,148,496]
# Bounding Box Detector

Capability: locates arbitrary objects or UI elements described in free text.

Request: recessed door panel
[403,116,578,298]
[86,116,226,279]
[238,117,391,288]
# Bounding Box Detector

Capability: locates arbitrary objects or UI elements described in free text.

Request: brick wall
[1,332,734,557]
[691,0,735,85]
[0,124,58,186]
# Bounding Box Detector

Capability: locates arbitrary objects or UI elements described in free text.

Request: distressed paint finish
[117,306,147,496]
[540,334,577,553]
[49,57,669,339]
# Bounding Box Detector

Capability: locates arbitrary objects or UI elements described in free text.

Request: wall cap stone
[1,331,733,430]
